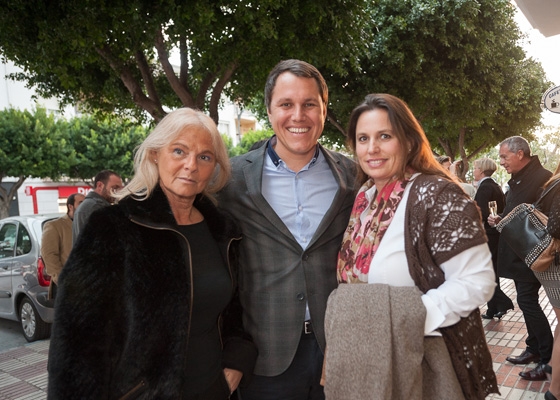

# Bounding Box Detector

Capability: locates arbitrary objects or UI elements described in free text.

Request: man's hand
[223,368,243,394]
[488,214,501,227]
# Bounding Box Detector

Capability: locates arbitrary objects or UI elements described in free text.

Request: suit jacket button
[297,293,305,301]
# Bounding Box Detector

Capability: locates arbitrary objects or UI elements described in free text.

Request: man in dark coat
[72,169,123,245]
[489,136,553,381]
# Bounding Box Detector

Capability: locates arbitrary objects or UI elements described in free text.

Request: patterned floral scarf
[337,177,411,284]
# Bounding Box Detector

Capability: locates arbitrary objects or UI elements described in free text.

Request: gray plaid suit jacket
[218,142,357,376]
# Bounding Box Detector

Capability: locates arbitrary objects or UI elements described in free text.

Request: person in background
[48,108,257,399]
[325,93,497,399]
[41,193,85,300]
[450,159,477,198]
[72,169,123,244]
[218,59,357,400]
[530,163,560,400]
[488,135,553,381]
[473,157,514,320]
[436,155,451,170]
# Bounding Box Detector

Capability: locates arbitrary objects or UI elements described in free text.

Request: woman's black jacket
[47,186,257,399]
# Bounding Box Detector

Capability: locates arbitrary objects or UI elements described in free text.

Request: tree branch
[438,137,452,158]
[458,127,466,159]
[0,175,25,219]
[155,28,195,107]
[327,109,347,136]
[95,45,165,121]
[134,50,161,106]
[468,140,490,161]
[179,35,189,88]
[209,62,238,124]
[196,72,217,110]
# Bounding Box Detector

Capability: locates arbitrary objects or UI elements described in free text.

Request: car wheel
[19,297,51,342]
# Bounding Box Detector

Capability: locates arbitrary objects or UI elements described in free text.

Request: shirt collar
[266,135,320,168]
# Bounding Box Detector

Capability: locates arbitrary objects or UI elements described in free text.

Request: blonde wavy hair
[114,108,231,204]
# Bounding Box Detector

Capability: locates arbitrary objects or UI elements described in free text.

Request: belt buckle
[304,321,312,334]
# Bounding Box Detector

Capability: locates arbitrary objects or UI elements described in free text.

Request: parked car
[0,213,63,341]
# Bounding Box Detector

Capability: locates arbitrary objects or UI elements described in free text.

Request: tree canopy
[0,109,147,218]
[323,0,549,163]
[0,0,370,124]
[65,116,147,181]
[0,108,72,218]
[0,0,550,170]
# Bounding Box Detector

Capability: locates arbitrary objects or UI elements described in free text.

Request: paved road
[0,318,40,351]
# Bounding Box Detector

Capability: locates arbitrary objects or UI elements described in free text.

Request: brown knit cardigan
[404,174,499,399]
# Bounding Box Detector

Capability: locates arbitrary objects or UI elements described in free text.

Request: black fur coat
[47,186,257,399]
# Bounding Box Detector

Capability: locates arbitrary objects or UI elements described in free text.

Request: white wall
[0,60,76,116]
[218,100,264,146]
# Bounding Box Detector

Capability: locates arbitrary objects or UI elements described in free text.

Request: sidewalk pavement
[485,277,555,400]
[0,340,48,400]
[0,278,556,399]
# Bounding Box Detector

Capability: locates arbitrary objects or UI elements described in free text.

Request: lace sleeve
[408,177,487,267]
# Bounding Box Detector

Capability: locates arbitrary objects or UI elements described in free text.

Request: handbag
[495,179,560,272]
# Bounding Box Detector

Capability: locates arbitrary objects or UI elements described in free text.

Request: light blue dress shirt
[262,138,338,250]
[262,138,338,320]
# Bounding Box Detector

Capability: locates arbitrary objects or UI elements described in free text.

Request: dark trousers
[515,279,554,363]
[48,281,58,301]
[486,236,514,313]
[239,333,324,400]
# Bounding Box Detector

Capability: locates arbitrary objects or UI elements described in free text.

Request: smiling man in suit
[219,59,356,400]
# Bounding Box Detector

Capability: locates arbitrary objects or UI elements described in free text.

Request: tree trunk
[0,176,25,219]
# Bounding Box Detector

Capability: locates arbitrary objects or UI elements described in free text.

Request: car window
[0,223,17,258]
[16,223,32,256]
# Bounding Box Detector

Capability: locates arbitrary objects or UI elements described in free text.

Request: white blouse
[363,175,495,336]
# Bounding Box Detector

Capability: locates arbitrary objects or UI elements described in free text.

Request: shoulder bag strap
[534,178,560,209]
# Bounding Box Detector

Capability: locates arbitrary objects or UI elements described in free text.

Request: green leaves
[0,0,371,124]
[0,108,70,179]
[0,108,147,216]
[64,115,148,181]
[325,0,548,160]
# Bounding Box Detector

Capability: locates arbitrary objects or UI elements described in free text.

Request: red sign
[57,186,92,197]
[24,185,93,214]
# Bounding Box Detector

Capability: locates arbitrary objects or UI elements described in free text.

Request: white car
[0,213,62,341]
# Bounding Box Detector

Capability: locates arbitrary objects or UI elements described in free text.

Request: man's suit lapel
[241,148,302,248]
[309,148,353,248]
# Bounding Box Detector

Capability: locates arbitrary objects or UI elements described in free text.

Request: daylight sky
[514,3,560,129]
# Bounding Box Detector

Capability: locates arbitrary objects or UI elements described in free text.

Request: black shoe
[493,309,511,319]
[481,311,496,319]
[545,390,558,400]
[519,362,548,381]
[506,350,540,365]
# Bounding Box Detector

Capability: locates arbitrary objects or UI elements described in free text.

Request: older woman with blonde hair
[48,108,257,399]
[473,157,513,320]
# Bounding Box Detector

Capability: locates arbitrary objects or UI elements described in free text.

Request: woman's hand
[223,368,243,394]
